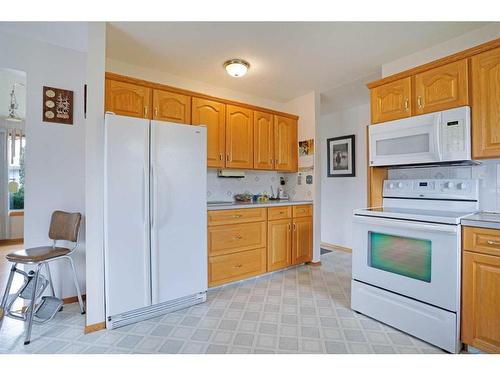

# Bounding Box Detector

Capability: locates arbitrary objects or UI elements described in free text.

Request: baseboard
[84,321,106,334]
[321,242,352,253]
[62,294,86,305]
[0,238,23,246]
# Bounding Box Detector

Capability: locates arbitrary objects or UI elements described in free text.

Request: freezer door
[104,114,151,317]
[150,121,207,304]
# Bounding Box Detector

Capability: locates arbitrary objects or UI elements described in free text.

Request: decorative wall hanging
[42,86,73,125]
[327,135,355,177]
[298,139,314,171]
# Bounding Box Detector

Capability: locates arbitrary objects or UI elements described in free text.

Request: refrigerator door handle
[150,163,155,229]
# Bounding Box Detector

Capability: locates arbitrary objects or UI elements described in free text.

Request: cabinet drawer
[208,208,266,226]
[293,205,312,218]
[209,248,267,287]
[463,226,500,257]
[208,222,266,256]
[268,206,292,220]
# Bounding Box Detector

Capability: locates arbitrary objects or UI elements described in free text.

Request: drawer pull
[233,235,243,240]
[234,264,242,268]
[487,240,500,246]
[231,214,242,218]
[279,211,285,214]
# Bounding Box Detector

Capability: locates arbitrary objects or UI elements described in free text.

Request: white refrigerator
[104,113,207,329]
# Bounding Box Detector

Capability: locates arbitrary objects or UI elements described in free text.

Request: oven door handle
[353,215,458,234]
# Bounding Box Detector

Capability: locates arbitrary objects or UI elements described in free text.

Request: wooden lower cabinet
[292,217,313,265]
[462,226,500,353]
[208,204,313,286]
[208,248,267,287]
[267,219,292,271]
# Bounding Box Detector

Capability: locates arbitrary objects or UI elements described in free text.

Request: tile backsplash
[207,170,314,202]
[388,159,500,212]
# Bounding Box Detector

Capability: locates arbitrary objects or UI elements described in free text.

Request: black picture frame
[327,135,355,177]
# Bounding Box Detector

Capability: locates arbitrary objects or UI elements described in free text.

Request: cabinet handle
[293,223,296,231]
[154,107,158,117]
[219,153,223,161]
[487,240,500,246]
[226,154,230,162]
[231,214,242,218]
[233,234,242,240]
[144,106,148,118]
[417,96,422,108]
[279,211,285,214]
[234,264,242,268]
[404,98,409,112]
[288,223,291,232]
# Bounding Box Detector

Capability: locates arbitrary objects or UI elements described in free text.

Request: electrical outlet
[306,175,313,184]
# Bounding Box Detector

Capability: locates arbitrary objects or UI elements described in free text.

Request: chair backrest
[48,211,82,242]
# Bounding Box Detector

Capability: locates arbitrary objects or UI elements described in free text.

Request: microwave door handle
[435,113,442,161]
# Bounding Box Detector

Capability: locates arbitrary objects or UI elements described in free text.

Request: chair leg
[24,264,42,345]
[1,263,17,309]
[44,263,56,297]
[66,257,85,314]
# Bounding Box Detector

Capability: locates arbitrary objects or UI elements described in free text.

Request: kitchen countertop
[461,212,500,230]
[207,200,313,211]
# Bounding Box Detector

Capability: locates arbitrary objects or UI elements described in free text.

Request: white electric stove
[351,179,479,353]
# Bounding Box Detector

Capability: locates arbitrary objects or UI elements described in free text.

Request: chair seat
[5,246,70,263]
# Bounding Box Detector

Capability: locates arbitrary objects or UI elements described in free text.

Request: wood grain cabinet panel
[292,216,313,265]
[370,77,412,124]
[152,89,191,124]
[208,222,266,257]
[192,97,226,168]
[274,115,298,172]
[226,105,254,169]
[105,79,151,119]
[462,250,500,353]
[267,206,292,221]
[267,219,292,271]
[463,226,500,257]
[208,208,266,226]
[414,59,469,115]
[471,47,500,159]
[292,205,313,218]
[254,111,274,170]
[209,248,266,287]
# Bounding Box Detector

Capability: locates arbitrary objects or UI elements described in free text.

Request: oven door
[352,215,460,312]
[369,111,441,167]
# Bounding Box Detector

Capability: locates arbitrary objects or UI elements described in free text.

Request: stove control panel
[383,179,478,200]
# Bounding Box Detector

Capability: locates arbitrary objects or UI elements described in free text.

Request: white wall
[382,23,500,77]
[283,91,322,262]
[9,215,23,239]
[0,29,87,298]
[320,103,369,249]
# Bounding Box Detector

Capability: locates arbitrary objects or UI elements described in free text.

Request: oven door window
[368,232,432,282]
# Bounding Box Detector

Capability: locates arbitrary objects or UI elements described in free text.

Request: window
[8,131,25,210]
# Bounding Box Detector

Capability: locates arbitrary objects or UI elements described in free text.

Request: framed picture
[327,135,355,177]
[42,86,74,125]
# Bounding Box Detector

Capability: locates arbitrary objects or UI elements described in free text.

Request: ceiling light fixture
[223,59,250,78]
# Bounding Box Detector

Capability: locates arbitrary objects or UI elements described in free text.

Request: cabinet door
[105,79,151,119]
[414,59,469,115]
[292,217,313,265]
[192,97,225,168]
[471,47,500,159]
[226,105,254,169]
[274,115,298,172]
[370,77,411,124]
[254,111,274,170]
[462,251,500,353]
[267,219,291,271]
[153,89,191,124]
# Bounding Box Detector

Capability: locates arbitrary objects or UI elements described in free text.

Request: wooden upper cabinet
[226,105,254,169]
[152,89,191,124]
[267,219,292,271]
[370,77,411,124]
[105,79,151,119]
[192,97,226,168]
[292,216,313,265]
[414,59,469,115]
[471,47,500,159]
[254,111,274,170]
[274,115,298,172]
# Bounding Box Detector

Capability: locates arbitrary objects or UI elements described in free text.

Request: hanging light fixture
[223,59,250,78]
[5,83,24,122]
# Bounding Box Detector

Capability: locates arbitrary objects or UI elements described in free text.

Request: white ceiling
[106,22,488,105]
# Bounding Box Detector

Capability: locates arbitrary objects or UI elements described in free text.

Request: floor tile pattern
[0,250,444,354]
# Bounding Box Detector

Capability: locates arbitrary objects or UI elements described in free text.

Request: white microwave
[369,106,471,167]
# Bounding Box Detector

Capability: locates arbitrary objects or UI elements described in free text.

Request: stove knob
[457,182,467,190]
[397,182,404,188]
[444,181,454,189]
[388,182,395,189]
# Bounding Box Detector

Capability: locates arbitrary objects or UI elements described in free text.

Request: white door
[352,215,460,311]
[104,114,151,317]
[150,121,207,304]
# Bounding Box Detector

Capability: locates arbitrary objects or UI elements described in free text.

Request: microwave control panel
[440,106,471,160]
